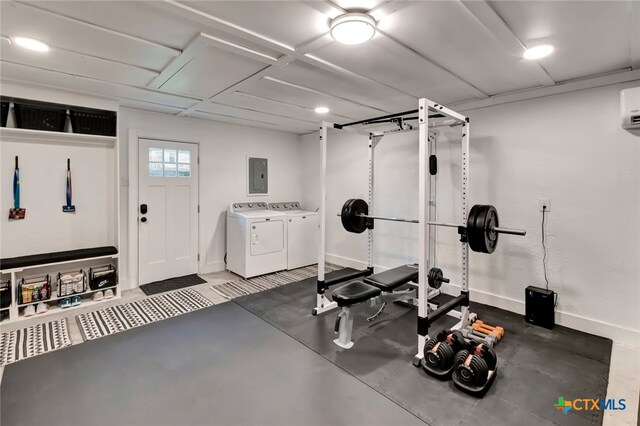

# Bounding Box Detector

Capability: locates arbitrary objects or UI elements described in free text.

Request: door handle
[140,217,147,223]
[140,204,148,214]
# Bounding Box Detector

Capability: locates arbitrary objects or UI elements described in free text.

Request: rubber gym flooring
[1,272,611,426]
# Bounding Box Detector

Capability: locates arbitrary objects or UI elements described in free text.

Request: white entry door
[138,139,198,284]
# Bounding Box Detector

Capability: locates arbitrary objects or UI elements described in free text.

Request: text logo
[554,397,626,415]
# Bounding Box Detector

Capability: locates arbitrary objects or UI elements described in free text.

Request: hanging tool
[62,158,76,213]
[9,156,26,220]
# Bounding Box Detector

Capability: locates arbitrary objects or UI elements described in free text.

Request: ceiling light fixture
[13,36,49,52]
[330,13,376,45]
[523,44,553,60]
[315,106,330,114]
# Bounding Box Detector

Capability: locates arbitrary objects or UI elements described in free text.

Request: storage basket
[17,275,51,304]
[1,100,8,127]
[1,280,11,309]
[69,107,116,136]
[13,99,67,132]
[57,270,87,297]
[89,264,117,290]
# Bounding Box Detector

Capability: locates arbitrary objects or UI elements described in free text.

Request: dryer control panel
[269,202,301,211]
[229,202,269,212]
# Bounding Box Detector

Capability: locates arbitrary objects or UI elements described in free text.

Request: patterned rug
[210,264,343,300]
[0,319,72,366]
[76,288,213,341]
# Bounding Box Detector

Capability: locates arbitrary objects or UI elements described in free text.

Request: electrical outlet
[539,198,550,212]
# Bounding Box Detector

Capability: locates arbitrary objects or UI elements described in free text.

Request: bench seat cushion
[332,281,381,307]
[1,246,118,271]
[364,264,419,291]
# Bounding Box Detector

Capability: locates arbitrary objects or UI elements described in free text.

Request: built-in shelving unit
[0,91,120,324]
[0,127,116,146]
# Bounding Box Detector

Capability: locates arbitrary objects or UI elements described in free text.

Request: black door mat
[140,274,207,296]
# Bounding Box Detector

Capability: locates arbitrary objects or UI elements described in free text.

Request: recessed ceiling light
[523,44,553,60]
[330,13,376,45]
[315,106,330,114]
[13,37,49,52]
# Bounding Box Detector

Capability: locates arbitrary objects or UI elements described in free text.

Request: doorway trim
[127,129,201,289]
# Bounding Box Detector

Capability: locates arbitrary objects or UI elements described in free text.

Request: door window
[149,148,191,178]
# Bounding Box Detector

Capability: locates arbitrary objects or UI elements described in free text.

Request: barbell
[339,199,526,254]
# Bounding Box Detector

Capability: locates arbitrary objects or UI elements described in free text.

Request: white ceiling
[1,0,638,134]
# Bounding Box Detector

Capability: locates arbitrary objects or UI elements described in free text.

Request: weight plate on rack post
[341,199,356,232]
[467,205,484,252]
[350,199,369,234]
[468,205,499,254]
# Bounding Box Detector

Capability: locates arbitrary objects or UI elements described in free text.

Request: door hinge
[198,205,200,213]
[198,253,200,261]
[197,157,200,165]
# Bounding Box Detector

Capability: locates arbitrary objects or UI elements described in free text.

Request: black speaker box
[525,286,555,329]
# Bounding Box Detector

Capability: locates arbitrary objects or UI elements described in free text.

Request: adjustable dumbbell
[453,342,498,388]
[422,329,467,373]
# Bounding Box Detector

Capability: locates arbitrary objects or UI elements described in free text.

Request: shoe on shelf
[104,289,114,299]
[23,304,36,317]
[71,296,82,307]
[36,302,48,314]
[58,298,72,309]
[93,291,104,302]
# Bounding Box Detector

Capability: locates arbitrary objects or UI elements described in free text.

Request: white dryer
[269,202,318,270]
[227,202,287,278]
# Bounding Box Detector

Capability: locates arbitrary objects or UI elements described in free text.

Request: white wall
[301,81,640,346]
[0,83,119,259]
[118,108,302,289]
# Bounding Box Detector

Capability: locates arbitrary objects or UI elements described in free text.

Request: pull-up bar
[335,109,447,129]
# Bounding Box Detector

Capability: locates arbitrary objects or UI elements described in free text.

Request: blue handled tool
[9,156,26,220]
[62,158,76,213]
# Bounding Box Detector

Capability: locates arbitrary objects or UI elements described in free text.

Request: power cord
[541,206,558,310]
[541,206,549,290]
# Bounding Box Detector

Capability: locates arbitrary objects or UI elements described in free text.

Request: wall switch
[539,198,550,212]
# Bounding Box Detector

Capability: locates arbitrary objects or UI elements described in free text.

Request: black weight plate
[473,205,498,254]
[350,199,369,233]
[484,206,499,254]
[467,205,487,253]
[341,199,356,232]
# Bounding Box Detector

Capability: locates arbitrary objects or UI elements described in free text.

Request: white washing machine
[227,202,287,279]
[269,202,319,270]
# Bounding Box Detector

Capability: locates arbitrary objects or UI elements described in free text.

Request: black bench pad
[332,281,381,307]
[1,246,118,270]
[364,264,419,291]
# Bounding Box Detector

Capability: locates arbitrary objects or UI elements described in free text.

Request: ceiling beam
[460,0,555,87]
[451,68,640,112]
[156,1,416,106]
[12,1,182,56]
[631,0,640,70]
[1,60,204,106]
[375,30,489,99]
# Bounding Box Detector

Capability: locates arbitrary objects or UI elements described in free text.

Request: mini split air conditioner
[621,87,640,129]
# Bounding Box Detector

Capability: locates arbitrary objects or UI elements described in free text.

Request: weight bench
[332,264,419,348]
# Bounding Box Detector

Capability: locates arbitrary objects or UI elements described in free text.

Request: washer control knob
[248,203,253,208]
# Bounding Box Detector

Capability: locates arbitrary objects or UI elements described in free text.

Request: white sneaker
[23,304,36,317]
[36,302,48,314]
[93,291,104,301]
[104,289,114,299]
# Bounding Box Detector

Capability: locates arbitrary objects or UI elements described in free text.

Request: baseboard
[325,252,640,348]
[201,261,226,275]
[325,253,367,270]
[447,283,640,348]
